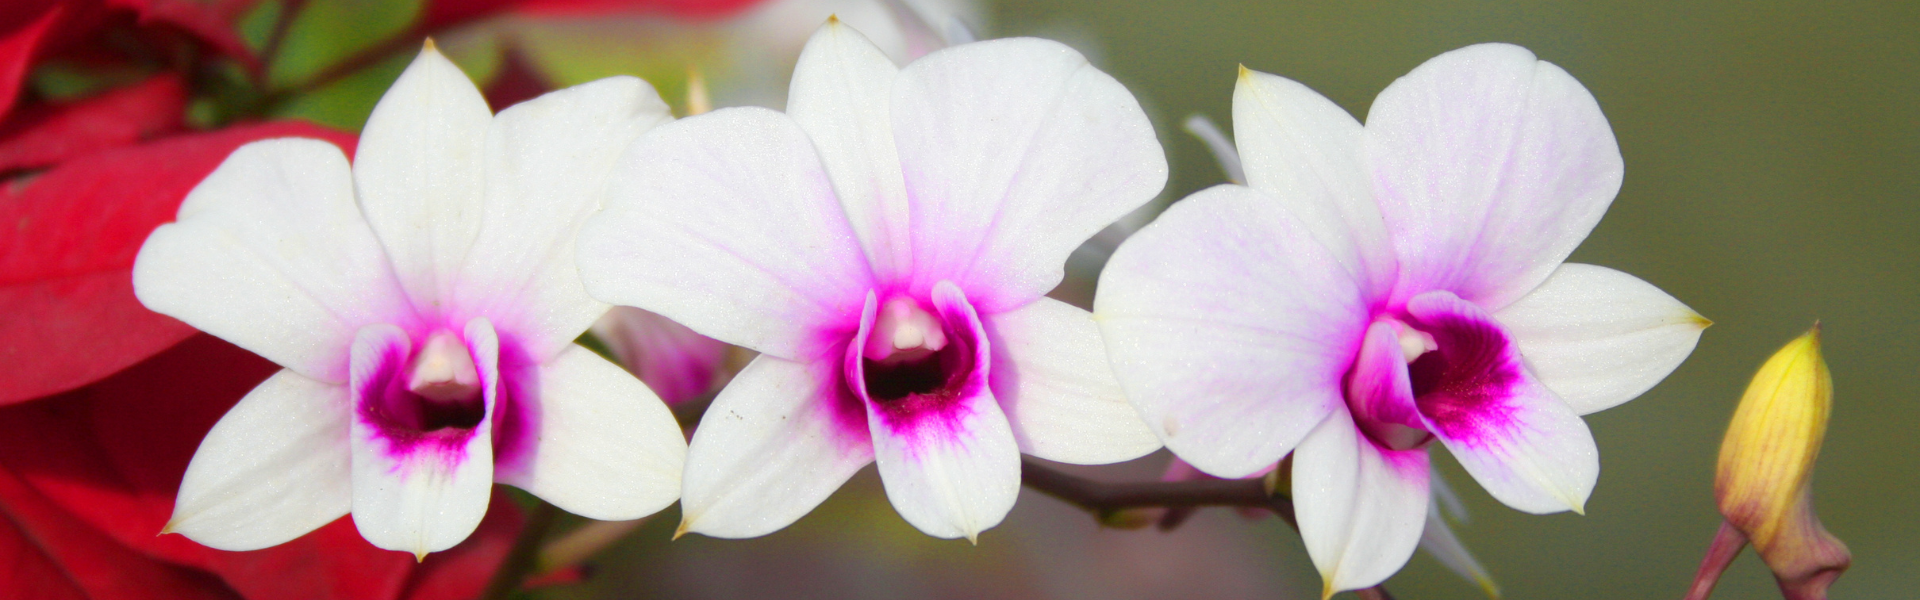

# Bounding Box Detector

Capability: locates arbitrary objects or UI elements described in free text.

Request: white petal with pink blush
[578,20,1166,540]
[1096,43,1703,595]
[138,44,686,556]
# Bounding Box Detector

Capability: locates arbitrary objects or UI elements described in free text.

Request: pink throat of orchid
[859,296,968,402]
[1346,303,1526,453]
[384,330,486,432]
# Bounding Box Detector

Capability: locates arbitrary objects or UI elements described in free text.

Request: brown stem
[259,0,310,69]
[1021,458,1400,598]
[1357,586,1399,600]
[257,22,428,112]
[1684,520,1749,600]
[480,500,563,600]
[1020,457,1297,529]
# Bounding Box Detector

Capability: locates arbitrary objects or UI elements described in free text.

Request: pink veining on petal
[843,282,989,457]
[1401,291,1524,448]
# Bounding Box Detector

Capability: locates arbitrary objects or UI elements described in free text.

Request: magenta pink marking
[835,286,989,455]
[1342,320,1434,451]
[487,335,537,472]
[353,326,527,470]
[1403,297,1523,448]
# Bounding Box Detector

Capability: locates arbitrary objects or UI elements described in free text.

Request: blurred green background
[247,0,1920,597]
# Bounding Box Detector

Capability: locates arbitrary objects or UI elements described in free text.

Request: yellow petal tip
[672,519,691,541]
[158,521,176,536]
[1477,575,1503,599]
[422,37,439,52]
[414,550,428,563]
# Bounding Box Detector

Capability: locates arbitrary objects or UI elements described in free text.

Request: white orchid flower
[134,43,687,558]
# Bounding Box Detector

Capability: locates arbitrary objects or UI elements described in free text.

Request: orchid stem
[1020,458,1397,599]
[480,499,562,600]
[1019,457,1296,527]
[1684,520,1749,600]
[1357,587,1399,600]
[259,0,309,72]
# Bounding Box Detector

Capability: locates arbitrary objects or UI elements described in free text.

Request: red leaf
[0,72,188,172]
[0,467,237,600]
[0,5,64,120]
[482,43,549,112]
[108,0,260,71]
[0,334,526,599]
[398,490,528,600]
[0,120,357,405]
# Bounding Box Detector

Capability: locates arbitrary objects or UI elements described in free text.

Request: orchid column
[1096,45,1709,595]
[577,20,1167,541]
[132,43,687,557]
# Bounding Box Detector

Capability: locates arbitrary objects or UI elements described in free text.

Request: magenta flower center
[358,329,488,456]
[1404,307,1523,445]
[1344,299,1529,453]
[860,297,972,402]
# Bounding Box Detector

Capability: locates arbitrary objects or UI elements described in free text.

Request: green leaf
[269,51,409,130]
[268,0,424,89]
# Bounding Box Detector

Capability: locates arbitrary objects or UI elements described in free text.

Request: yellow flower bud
[1713,325,1849,599]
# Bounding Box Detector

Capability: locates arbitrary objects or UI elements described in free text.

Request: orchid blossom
[1096,44,1708,594]
[576,20,1166,541]
[132,43,687,557]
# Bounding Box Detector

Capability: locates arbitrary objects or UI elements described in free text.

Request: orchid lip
[357,326,491,458]
[1346,300,1534,453]
[857,295,971,403]
[835,283,991,453]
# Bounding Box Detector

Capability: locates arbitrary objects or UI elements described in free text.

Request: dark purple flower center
[832,291,987,443]
[862,339,971,401]
[356,330,490,456]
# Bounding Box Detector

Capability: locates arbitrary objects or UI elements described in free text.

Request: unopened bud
[1698,324,1849,600]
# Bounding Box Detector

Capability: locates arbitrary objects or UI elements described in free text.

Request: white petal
[353,43,495,316]
[1366,43,1623,310]
[866,281,1020,540]
[577,107,874,360]
[451,76,673,361]
[1095,184,1365,478]
[984,297,1159,465]
[348,320,496,556]
[1495,263,1708,415]
[1403,291,1598,514]
[679,355,874,538]
[493,344,685,521]
[133,138,415,384]
[1293,409,1431,595]
[787,20,910,280]
[1234,68,1395,298]
[168,369,351,551]
[869,397,1021,542]
[893,37,1166,313]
